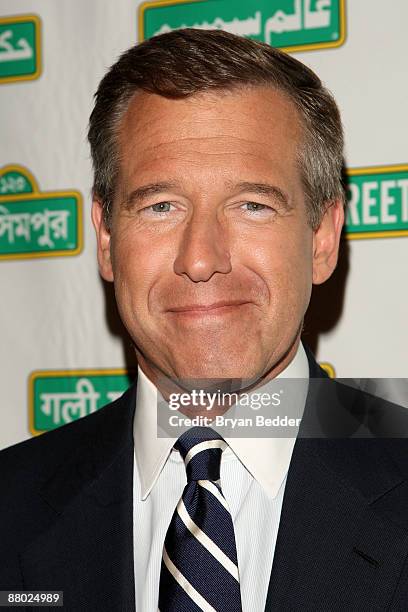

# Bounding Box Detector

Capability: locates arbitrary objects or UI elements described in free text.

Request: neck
[135,331,302,420]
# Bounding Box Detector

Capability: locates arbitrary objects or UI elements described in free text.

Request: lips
[167,300,250,313]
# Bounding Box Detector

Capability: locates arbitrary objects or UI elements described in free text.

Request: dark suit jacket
[1,349,408,611]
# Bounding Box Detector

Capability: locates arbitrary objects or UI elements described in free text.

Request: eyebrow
[230,181,292,210]
[122,180,292,210]
[122,181,180,209]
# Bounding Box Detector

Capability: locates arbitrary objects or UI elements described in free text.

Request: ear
[312,199,344,285]
[91,199,114,282]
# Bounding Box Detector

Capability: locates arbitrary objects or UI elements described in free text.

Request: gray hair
[88,28,345,229]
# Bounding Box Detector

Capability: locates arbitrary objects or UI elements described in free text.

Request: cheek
[282,237,314,319]
[110,235,149,316]
[247,229,313,316]
[110,230,173,327]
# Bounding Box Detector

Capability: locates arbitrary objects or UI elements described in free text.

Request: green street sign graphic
[0,165,82,259]
[29,369,134,435]
[346,165,408,240]
[139,0,345,53]
[0,15,41,84]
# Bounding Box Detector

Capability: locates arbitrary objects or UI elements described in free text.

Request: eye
[241,202,275,214]
[138,200,185,223]
[150,202,172,213]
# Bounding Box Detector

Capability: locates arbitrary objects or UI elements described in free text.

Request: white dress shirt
[133,343,309,611]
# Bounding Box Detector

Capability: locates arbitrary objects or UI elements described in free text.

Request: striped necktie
[158,426,242,611]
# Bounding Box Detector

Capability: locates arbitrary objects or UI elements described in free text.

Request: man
[1,29,408,611]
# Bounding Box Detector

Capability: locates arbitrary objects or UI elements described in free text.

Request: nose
[173,211,232,282]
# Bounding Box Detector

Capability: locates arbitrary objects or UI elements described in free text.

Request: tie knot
[175,426,227,482]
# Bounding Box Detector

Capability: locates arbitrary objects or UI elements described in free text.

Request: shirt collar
[133,342,309,500]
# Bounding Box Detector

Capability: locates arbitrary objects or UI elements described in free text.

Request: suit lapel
[19,383,137,612]
[265,351,408,610]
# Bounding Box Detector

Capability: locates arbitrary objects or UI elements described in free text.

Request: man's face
[93,86,343,381]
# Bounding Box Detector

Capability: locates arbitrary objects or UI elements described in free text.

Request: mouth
[167,301,252,316]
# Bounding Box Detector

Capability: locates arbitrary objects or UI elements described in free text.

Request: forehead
[117,86,303,187]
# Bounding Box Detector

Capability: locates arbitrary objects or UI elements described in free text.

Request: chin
[170,356,260,383]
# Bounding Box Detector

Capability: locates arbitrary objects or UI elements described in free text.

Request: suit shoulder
[0,386,134,483]
[335,380,408,471]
